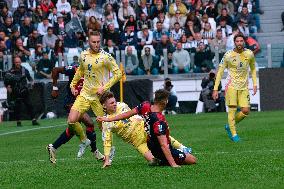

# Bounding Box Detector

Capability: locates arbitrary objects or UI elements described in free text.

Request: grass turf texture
[0,111,283,189]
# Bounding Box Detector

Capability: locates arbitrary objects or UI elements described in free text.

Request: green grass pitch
[0,111,283,189]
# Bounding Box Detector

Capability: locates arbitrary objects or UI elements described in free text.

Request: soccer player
[98,91,192,168]
[212,33,257,142]
[46,61,104,164]
[97,89,197,167]
[67,31,122,158]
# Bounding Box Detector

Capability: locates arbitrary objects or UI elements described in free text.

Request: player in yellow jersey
[98,91,193,168]
[212,33,257,142]
[67,31,122,157]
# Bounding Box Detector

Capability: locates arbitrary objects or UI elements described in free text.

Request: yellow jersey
[214,49,257,90]
[70,49,122,100]
[102,102,145,156]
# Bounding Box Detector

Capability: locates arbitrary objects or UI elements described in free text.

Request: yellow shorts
[71,95,104,117]
[131,121,149,155]
[225,87,250,107]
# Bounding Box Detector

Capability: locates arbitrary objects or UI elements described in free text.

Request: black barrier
[259,68,284,111]
[7,79,153,120]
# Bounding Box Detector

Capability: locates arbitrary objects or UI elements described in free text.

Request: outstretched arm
[96,108,138,122]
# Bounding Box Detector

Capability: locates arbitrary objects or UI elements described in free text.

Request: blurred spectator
[216,8,233,26]
[23,0,39,13]
[56,0,71,16]
[155,34,175,57]
[193,32,209,47]
[210,29,227,61]
[204,0,217,19]
[2,17,14,36]
[87,16,101,31]
[66,5,82,24]
[150,0,167,19]
[85,0,103,25]
[137,12,152,31]
[153,12,170,31]
[159,52,174,74]
[103,39,118,59]
[40,0,55,17]
[200,13,216,33]
[152,21,169,47]
[42,27,58,49]
[103,23,120,47]
[53,14,65,35]
[169,0,187,17]
[118,0,136,30]
[48,7,58,25]
[53,39,64,56]
[136,0,151,19]
[12,38,31,62]
[124,46,141,75]
[0,5,13,24]
[123,15,136,31]
[217,0,235,17]
[216,18,232,38]
[20,16,34,37]
[170,22,184,45]
[226,27,239,50]
[32,5,44,25]
[0,31,11,50]
[140,47,159,75]
[71,0,87,11]
[163,78,177,114]
[194,42,213,73]
[172,42,190,73]
[103,3,119,30]
[37,17,52,36]
[237,20,250,37]
[10,26,21,47]
[201,22,215,41]
[137,25,153,50]
[170,10,186,29]
[184,20,196,38]
[13,3,30,25]
[35,50,54,79]
[186,12,202,32]
[27,29,42,49]
[281,12,284,32]
[235,6,257,35]
[120,25,138,49]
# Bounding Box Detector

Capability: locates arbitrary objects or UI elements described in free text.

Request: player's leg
[169,136,192,154]
[225,87,238,141]
[90,97,104,129]
[170,147,197,165]
[80,113,104,160]
[236,89,250,124]
[69,96,91,157]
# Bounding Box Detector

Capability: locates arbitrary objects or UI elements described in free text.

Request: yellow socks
[169,136,183,149]
[235,111,247,124]
[228,107,237,136]
[68,122,86,142]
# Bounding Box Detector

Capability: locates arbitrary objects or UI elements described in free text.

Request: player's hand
[71,87,79,96]
[51,90,59,99]
[253,86,257,96]
[102,161,111,168]
[212,90,219,101]
[96,86,104,96]
[96,116,109,122]
[171,164,181,168]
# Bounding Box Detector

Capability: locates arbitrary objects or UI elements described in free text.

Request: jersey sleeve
[103,54,122,92]
[70,54,84,89]
[153,121,167,136]
[249,51,257,87]
[214,51,229,90]
[135,101,150,116]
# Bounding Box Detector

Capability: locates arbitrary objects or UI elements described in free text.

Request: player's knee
[241,108,250,115]
[186,154,197,165]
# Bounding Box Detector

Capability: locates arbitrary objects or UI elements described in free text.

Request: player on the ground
[212,33,257,142]
[67,31,122,158]
[46,59,104,164]
[98,91,192,168]
[97,89,197,167]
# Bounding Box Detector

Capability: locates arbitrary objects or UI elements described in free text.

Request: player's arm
[70,56,84,95]
[157,135,179,167]
[212,53,228,100]
[97,108,138,122]
[249,52,257,95]
[51,66,65,98]
[98,55,122,95]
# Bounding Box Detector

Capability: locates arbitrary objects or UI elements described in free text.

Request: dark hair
[100,91,115,104]
[154,89,170,103]
[234,33,245,42]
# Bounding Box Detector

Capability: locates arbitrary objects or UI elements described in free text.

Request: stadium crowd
[0,0,263,77]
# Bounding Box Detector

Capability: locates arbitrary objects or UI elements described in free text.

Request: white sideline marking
[0,123,66,136]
